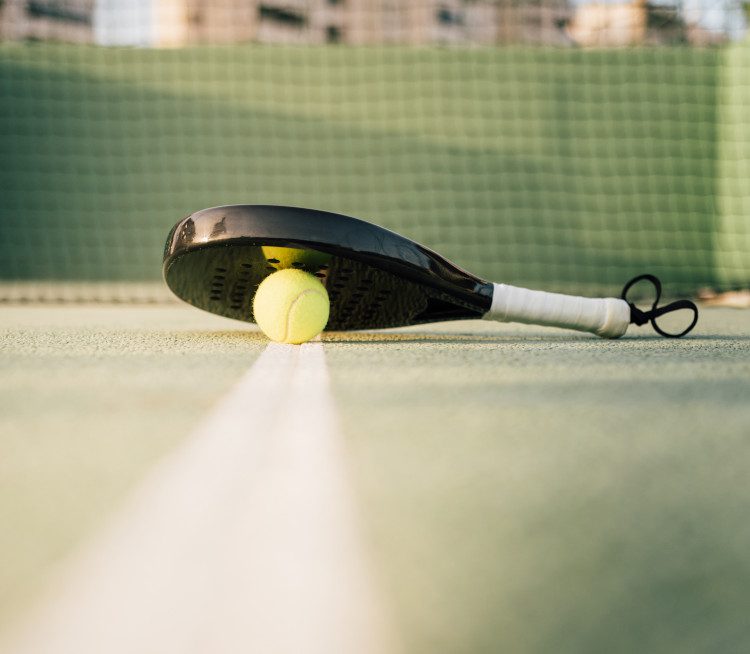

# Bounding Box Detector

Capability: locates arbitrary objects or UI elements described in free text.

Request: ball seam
[284,288,326,343]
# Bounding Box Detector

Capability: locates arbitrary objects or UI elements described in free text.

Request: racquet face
[163,205,492,330]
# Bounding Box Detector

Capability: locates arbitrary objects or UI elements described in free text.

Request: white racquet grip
[484,283,631,338]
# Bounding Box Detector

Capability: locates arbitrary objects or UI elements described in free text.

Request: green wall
[0,43,745,294]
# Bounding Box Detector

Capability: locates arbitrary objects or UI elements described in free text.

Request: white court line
[2,342,397,654]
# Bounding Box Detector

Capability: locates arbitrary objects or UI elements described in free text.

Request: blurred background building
[0,0,748,47]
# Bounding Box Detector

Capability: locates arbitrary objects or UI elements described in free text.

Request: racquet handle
[484,283,631,338]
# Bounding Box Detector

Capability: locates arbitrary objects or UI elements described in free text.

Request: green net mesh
[1,1,749,302]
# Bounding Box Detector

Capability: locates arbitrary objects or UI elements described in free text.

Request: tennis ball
[261,246,331,272]
[252,269,330,344]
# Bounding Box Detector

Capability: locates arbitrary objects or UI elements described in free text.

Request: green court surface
[2,304,749,653]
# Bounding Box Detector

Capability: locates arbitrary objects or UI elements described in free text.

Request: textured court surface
[1,305,749,653]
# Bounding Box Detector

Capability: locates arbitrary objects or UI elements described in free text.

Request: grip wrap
[484,284,631,338]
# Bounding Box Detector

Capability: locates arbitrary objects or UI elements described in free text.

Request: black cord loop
[621,274,698,338]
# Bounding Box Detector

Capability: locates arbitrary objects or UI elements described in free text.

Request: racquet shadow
[322,331,601,345]
[321,332,750,345]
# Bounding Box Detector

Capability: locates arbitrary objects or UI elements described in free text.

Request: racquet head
[163,204,493,330]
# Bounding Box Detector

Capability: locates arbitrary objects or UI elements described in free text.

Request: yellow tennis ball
[252,269,330,344]
[261,246,331,271]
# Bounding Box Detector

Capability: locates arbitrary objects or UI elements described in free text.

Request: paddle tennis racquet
[163,205,698,338]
